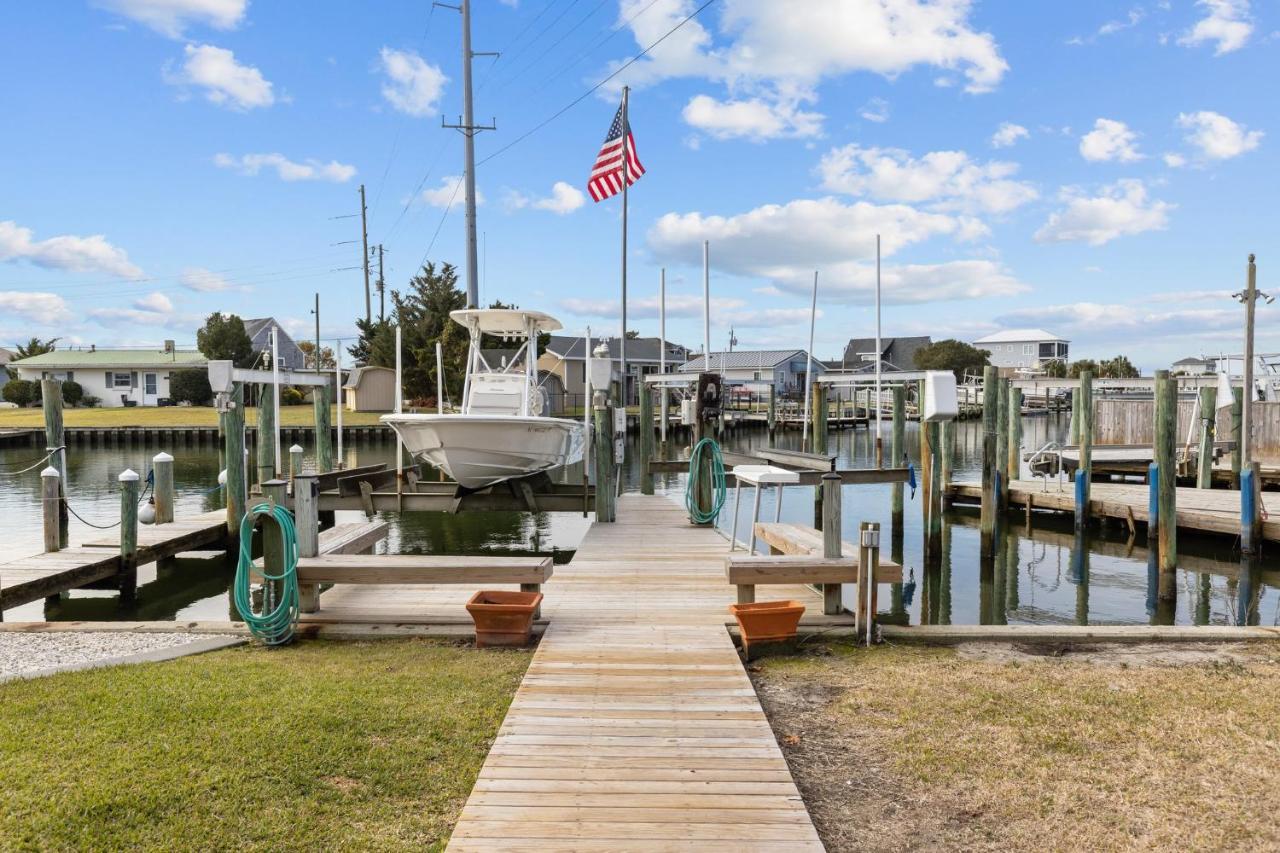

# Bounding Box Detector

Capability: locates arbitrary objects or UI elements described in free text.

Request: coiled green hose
[234,502,299,646]
[685,437,727,524]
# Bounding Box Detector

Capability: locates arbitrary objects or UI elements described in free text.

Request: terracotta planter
[466,590,544,648]
[729,600,805,655]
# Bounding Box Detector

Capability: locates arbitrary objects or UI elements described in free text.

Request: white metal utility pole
[802,271,818,453]
[874,233,883,466]
[270,326,282,474]
[702,241,711,368]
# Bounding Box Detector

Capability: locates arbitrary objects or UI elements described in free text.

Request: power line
[418,176,465,272]
[525,0,667,97]
[478,0,568,92]
[370,3,439,216]
[486,0,612,97]
[477,0,719,168]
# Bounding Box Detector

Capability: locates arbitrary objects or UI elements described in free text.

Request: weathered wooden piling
[593,393,616,522]
[1007,386,1022,488]
[639,385,654,495]
[1069,384,1081,446]
[289,444,304,488]
[979,366,999,554]
[1076,371,1093,530]
[766,385,776,441]
[890,385,905,520]
[295,471,320,612]
[261,479,288,616]
[118,468,139,598]
[313,384,333,473]
[1230,386,1243,488]
[42,466,61,553]
[40,378,68,527]
[918,380,931,515]
[939,420,953,510]
[1242,462,1261,555]
[1197,386,1217,489]
[811,383,828,455]
[1154,370,1177,578]
[256,383,276,486]
[225,383,247,536]
[152,451,174,524]
[925,421,943,561]
[820,472,842,615]
[995,378,1008,509]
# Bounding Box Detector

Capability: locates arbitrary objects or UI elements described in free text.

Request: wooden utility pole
[359,183,371,324]
[376,244,386,322]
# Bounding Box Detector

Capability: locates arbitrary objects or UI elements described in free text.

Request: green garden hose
[685,437,727,524]
[233,502,299,646]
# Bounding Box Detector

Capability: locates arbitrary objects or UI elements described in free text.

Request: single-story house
[678,349,825,394]
[6,342,207,406]
[343,366,397,412]
[833,336,933,373]
[973,329,1069,371]
[1172,356,1212,376]
[244,318,306,371]
[538,336,692,408]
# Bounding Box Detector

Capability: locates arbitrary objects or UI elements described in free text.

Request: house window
[110,372,132,389]
[1023,344,1033,355]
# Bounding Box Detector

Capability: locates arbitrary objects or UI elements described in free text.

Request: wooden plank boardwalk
[446,494,824,851]
[0,510,226,612]
[948,478,1280,543]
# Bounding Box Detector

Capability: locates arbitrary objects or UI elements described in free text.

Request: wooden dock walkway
[0,510,226,611]
[445,494,824,851]
[948,478,1280,542]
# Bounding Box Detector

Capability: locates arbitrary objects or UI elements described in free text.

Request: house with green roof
[7,341,206,407]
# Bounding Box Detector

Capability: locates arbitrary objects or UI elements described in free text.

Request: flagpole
[802,271,817,453]
[620,85,629,411]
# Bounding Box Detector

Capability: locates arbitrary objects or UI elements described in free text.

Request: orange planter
[729,600,805,655]
[466,590,544,648]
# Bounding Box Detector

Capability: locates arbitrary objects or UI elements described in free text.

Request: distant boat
[382,309,585,490]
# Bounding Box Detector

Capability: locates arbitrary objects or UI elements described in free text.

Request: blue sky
[1,0,1276,370]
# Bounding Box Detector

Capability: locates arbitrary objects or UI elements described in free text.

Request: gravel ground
[0,632,236,680]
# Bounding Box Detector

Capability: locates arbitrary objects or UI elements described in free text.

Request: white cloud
[1176,110,1263,159]
[1178,0,1253,54]
[990,122,1028,148]
[378,47,447,117]
[0,292,73,324]
[1034,179,1173,246]
[774,259,1028,305]
[506,181,585,215]
[997,299,1269,342]
[1079,118,1143,163]
[1163,152,1188,168]
[0,220,143,278]
[817,145,1038,214]
[179,266,241,292]
[94,0,246,38]
[165,43,274,110]
[1099,8,1145,36]
[682,93,823,140]
[419,176,480,208]
[213,152,357,182]
[859,97,889,124]
[89,291,183,326]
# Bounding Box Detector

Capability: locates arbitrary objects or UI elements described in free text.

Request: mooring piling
[295,471,320,613]
[811,382,828,455]
[256,382,276,486]
[766,385,777,442]
[40,378,68,528]
[979,365,999,555]
[118,468,139,599]
[41,466,61,553]
[1154,370,1178,582]
[1242,462,1261,555]
[593,392,616,522]
[225,383,247,537]
[820,471,842,615]
[940,419,954,510]
[314,384,333,474]
[890,385,905,522]
[153,451,174,524]
[1197,385,1217,489]
[639,384,654,495]
[995,378,1008,510]
[289,444,304,488]
[1230,385,1243,488]
[1007,385,1022,489]
[1076,371,1094,530]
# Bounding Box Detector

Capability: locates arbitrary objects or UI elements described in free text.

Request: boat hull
[381,414,585,489]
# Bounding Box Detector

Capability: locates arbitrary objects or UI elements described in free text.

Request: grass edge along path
[0,639,530,851]
[751,641,1280,853]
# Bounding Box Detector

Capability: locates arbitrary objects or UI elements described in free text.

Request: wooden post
[1077,371,1093,529]
[225,383,247,537]
[1197,386,1216,489]
[41,466,61,553]
[692,373,718,526]
[295,472,320,612]
[940,418,954,510]
[152,451,174,524]
[40,378,68,528]
[1007,386,1023,488]
[639,383,654,495]
[1242,461,1261,555]
[918,380,931,516]
[1154,370,1177,578]
[256,382,276,487]
[593,393,615,522]
[1230,386,1243,489]
[118,468,139,598]
[811,382,828,455]
[995,378,1008,509]
[289,444,304,489]
[261,479,288,619]
[979,366,999,555]
[767,385,776,442]
[926,421,942,561]
[313,384,333,473]
[820,472,842,616]
[890,385,905,521]
[1069,383,1081,446]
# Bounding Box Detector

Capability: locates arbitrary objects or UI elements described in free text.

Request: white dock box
[922,370,959,422]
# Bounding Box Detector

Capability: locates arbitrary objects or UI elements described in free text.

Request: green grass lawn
[0,639,529,851]
[0,405,386,429]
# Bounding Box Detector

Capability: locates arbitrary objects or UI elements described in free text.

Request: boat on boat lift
[381,308,585,490]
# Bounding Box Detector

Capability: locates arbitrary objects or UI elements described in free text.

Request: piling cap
[153,451,174,462]
[41,465,60,478]
[290,444,304,453]
[118,468,139,482]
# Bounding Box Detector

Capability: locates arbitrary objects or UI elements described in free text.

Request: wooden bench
[296,555,553,618]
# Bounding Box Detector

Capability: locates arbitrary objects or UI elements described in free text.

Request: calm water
[0,416,1274,626]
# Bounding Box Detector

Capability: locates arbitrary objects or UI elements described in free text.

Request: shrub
[280,387,305,406]
[81,394,101,408]
[2,379,35,407]
[169,369,213,405]
[61,380,84,407]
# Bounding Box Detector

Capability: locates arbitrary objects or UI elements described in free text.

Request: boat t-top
[381,308,585,490]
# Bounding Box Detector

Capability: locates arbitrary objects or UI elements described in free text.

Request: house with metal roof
[678,349,825,394]
[835,336,933,373]
[538,336,691,408]
[1172,355,1213,376]
[972,329,1068,370]
[7,342,206,407]
[244,318,306,371]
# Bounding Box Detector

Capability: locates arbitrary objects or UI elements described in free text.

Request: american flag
[588,102,645,203]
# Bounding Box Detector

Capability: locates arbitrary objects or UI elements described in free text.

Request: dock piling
[118,468,139,598]
[257,383,276,486]
[820,471,842,615]
[41,467,61,553]
[995,378,1008,510]
[1007,386,1023,488]
[1077,371,1093,529]
[767,385,776,442]
[40,378,68,528]
[153,451,174,524]
[1197,386,1216,489]
[289,444,304,489]
[295,472,320,612]
[1230,386,1243,488]
[592,393,616,523]
[225,383,247,537]
[811,383,828,455]
[1154,370,1178,581]
[979,366,998,555]
[639,384,654,495]
[314,384,333,474]
[1242,462,1261,555]
[890,385,905,522]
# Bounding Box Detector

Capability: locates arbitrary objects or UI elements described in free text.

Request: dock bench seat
[737,522,904,607]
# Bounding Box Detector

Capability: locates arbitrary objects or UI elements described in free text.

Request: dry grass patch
[751,641,1280,852]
